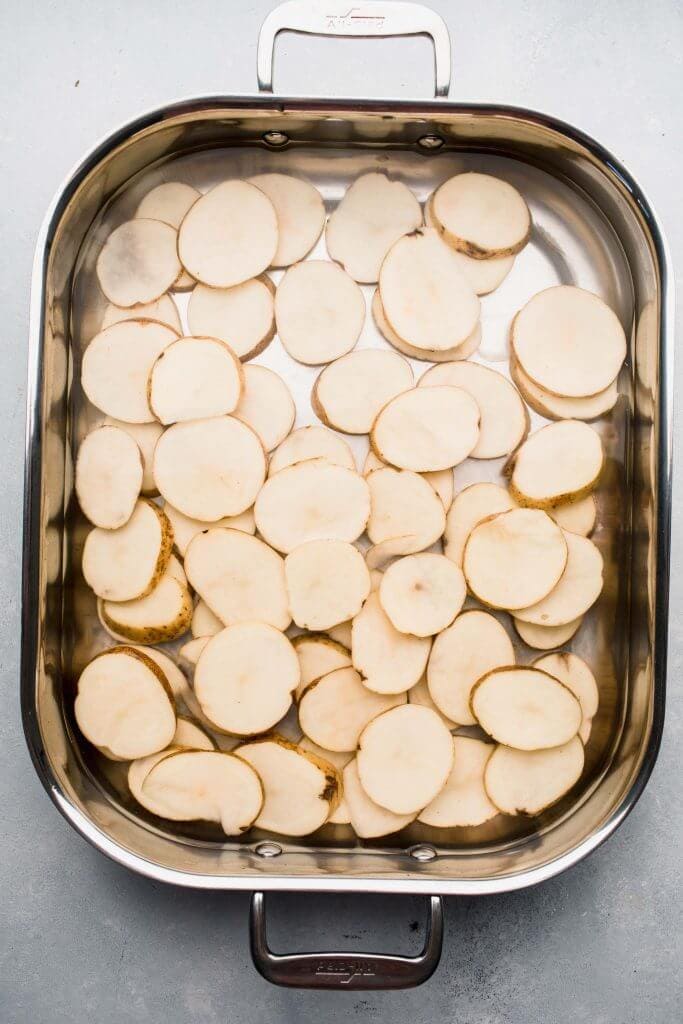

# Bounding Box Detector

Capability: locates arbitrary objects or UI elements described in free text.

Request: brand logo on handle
[326,9,386,32]
[312,959,377,984]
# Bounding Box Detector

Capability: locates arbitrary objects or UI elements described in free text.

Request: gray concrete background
[1,2,681,1021]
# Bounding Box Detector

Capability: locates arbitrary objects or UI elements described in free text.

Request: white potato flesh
[82,320,178,423]
[372,289,482,362]
[534,652,599,725]
[312,349,414,434]
[549,494,597,537]
[365,534,421,572]
[75,647,176,760]
[164,503,255,557]
[76,425,143,529]
[419,361,527,459]
[285,540,370,631]
[248,173,325,266]
[185,528,290,631]
[328,796,351,825]
[148,336,243,424]
[128,748,180,806]
[511,357,618,421]
[408,675,458,729]
[463,508,567,610]
[363,450,387,476]
[153,416,266,520]
[371,386,480,472]
[327,621,353,647]
[427,610,515,725]
[509,420,603,508]
[101,574,193,644]
[96,219,181,307]
[194,622,298,735]
[514,531,604,626]
[172,717,216,751]
[485,737,585,815]
[136,181,200,226]
[101,294,181,333]
[298,737,353,774]
[378,553,466,637]
[254,459,370,553]
[424,195,515,293]
[444,482,516,568]
[233,364,295,451]
[269,426,355,476]
[511,286,626,398]
[357,705,453,814]
[103,418,164,495]
[379,228,480,352]
[178,635,211,670]
[178,180,278,287]
[418,737,498,827]
[275,260,365,365]
[352,591,431,694]
[422,469,454,513]
[187,278,275,361]
[343,759,415,837]
[579,719,593,745]
[431,173,531,258]
[298,666,406,752]
[191,600,222,638]
[513,616,583,650]
[472,667,581,750]
[292,635,352,700]
[130,645,190,711]
[82,499,172,601]
[366,467,445,552]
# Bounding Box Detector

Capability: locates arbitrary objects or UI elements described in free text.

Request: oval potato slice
[366,466,445,552]
[444,482,516,568]
[424,194,515,293]
[101,574,193,644]
[534,652,599,725]
[285,540,370,631]
[372,288,482,362]
[510,356,618,421]
[103,418,164,496]
[292,634,352,700]
[509,420,603,509]
[513,616,583,650]
[96,219,181,307]
[248,173,325,266]
[130,645,190,712]
[549,494,597,537]
[408,675,458,729]
[76,425,143,529]
[352,591,431,694]
[378,553,466,637]
[275,260,365,365]
[101,294,181,333]
[164,503,255,557]
[471,666,581,750]
[484,737,585,815]
[233,364,295,452]
[513,531,604,626]
[269,426,355,476]
[343,758,415,837]
[187,278,275,361]
[431,173,531,258]
[299,666,406,752]
[364,451,453,513]
[171,716,215,751]
[148,336,243,424]
[136,182,201,290]
[312,349,413,435]
[82,499,172,602]
[191,599,222,638]
[418,736,498,827]
[371,386,480,472]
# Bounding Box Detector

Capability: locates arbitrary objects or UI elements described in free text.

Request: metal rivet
[408,844,437,862]
[255,841,282,858]
[417,135,444,151]
[262,131,289,147]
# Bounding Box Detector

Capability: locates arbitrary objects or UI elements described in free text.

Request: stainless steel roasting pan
[22,1,673,990]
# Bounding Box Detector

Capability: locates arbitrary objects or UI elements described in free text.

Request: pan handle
[249,891,443,989]
[256,1,451,97]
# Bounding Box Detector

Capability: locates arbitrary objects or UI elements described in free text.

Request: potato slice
[509,420,603,508]
[423,470,453,513]
[236,737,340,835]
[233,364,295,452]
[154,416,266,520]
[371,386,480,472]
[101,294,181,333]
[444,482,516,568]
[82,499,172,601]
[471,666,581,750]
[511,286,626,398]
[172,716,216,751]
[510,357,618,421]
[254,459,370,553]
[185,528,290,631]
[343,758,415,837]
[463,508,567,610]
[548,495,596,537]
[371,288,481,362]
[187,278,275,361]
[365,534,420,571]
[194,622,298,735]
[367,466,445,551]
[75,647,176,760]
[513,616,583,650]
[177,180,278,287]
[136,182,200,226]
[484,737,585,815]
[431,173,530,258]
[534,652,599,729]
[408,675,458,729]
[379,228,480,352]
[427,610,514,725]
[579,719,593,745]
[128,747,181,806]
[164,503,255,557]
[103,418,163,496]
[247,173,325,266]
[378,553,466,637]
[269,426,355,476]
[191,600,222,638]
[419,361,527,459]
[514,531,604,626]
[178,635,210,670]
[424,194,515,293]
[130,645,190,711]
[76,425,143,529]
[352,591,431,694]
[285,540,370,631]
[275,260,365,365]
[148,336,243,424]
[298,666,406,752]
[312,349,413,435]
[418,736,498,827]
[82,320,178,423]
[327,621,353,648]
[140,749,263,833]
[97,219,181,307]
[357,705,453,814]
[101,574,193,644]
[292,634,352,700]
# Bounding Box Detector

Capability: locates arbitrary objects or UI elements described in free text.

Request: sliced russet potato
[422,469,454,513]
[431,173,531,258]
[275,260,365,365]
[194,622,298,735]
[75,647,176,760]
[365,534,421,572]
[534,652,599,735]
[514,531,604,626]
[136,181,200,226]
[513,616,583,650]
[343,758,415,837]
[187,278,276,361]
[366,467,445,552]
[298,736,354,773]
[371,289,482,362]
[101,294,181,333]
[484,737,585,815]
[298,666,406,752]
[510,357,618,421]
[96,219,181,307]
[292,634,352,699]
[352,591,431,694]
[408,675,458,729]
[148,336,243,424]
[153,416,266,521]
[247,173,325,266]
[444,482,516,568]
[129,645,190,711]
[185,528,290,631]
[82,499,172,601]
[101,573,193,644]
[312,349,413,435]
[164,503,255,557]
[76,425,143,529]
[357,705,453,814]
[363,450,386,476]
[268,426,355,476]
[327,621,353,648]
[463,508,567,610]
[103,418,164,496]
[511,285,626,398]
[424,195,515,293]
[419,361,528,459]
[509,420,603,508]
[82,320,178,423]
[548,494,597,537]
[172,716,216,751]
[285,540,370,631]
[418,736,498,828]
[128,747,181,806]
[191,599,222,638]
[177,180,278,287]
[178,635,211,669]
[471,666,581,750]
[255,459,370,553]
[233,364,295,452]
[378,553,466,637]
[371,386,480,472]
